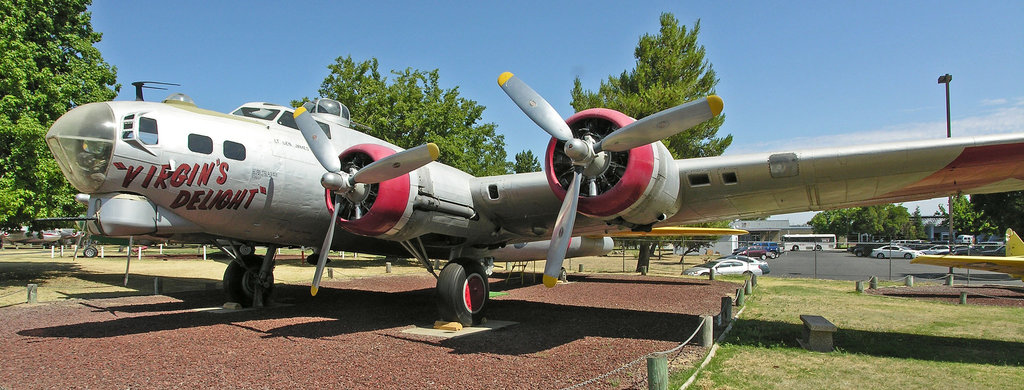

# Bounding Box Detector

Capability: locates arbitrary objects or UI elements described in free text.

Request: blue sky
[87,1,1024,222]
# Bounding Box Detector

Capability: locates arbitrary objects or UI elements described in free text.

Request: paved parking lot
[765,249,1023,286]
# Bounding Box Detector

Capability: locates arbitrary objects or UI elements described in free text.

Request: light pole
[938,74,953,274]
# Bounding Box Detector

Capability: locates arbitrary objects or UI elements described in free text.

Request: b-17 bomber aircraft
[44,72,1024,325]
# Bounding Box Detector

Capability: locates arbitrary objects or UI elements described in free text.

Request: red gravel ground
[0,273,737,389]
[867,284,1024,307]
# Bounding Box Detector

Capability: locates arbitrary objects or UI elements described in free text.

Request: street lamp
[938,74,953,272]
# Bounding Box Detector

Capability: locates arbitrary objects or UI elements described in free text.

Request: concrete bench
[798,314,837,352]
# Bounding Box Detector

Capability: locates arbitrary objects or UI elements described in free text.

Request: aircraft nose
[45,102,117,193]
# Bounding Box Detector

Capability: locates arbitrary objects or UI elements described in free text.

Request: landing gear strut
[435,259,489,326]
[223,247,277,307]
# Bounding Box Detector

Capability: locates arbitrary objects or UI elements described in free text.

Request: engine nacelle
[325,144,416,237]
[545,108,681,227]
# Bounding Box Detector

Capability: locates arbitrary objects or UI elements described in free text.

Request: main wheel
[436,260,489,327]
[82,246,98,258]
[224,255,273,307]
[876,253,885,259]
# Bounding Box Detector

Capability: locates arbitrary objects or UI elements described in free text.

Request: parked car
[870,245,923,259]
[979,245,1006,256]
[751,242,782,258]
[716,254,771,274]
[732,246,768,260]
[919,245,952,255]
[848,242,888,257]
[683,259,764,276]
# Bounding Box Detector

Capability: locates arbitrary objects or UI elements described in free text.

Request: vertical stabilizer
[1005,228,1024,257]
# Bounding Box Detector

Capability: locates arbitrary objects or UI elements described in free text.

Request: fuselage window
[224,140,246,161]
[281,110,332,134]
[139,117,158,144]
[188,134,213,154]
[232,107,281,121]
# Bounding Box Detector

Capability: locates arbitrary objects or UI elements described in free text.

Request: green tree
[512,150,541,173]
[937,194,997,236]
[570,13,731,159]
[300,56,510,176]
[810,204,921,240]
[0,0,118,230]
[970,191,1024,234]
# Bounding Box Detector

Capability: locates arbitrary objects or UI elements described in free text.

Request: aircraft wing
[911,255,1024,281]
[593,227,748,238]
[666,133,1024,224]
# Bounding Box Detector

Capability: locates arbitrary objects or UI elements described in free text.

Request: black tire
[814,245,822,251]
[82,246,98,258]
[559,267,568,281]
[224,255,273,307]
[436,260,489,326]
[904,253,913,259]
[792,245,799,251]
[853,248,863,257]
[876,253,885,259]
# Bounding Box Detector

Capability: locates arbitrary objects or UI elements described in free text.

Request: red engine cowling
[544,108,681,226]
[324,144,414,237]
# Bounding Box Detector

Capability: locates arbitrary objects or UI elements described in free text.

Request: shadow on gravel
[725,318,1024,366]
[18,277,710,355]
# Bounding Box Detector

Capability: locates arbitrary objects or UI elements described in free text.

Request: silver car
[870,245,923,259]
[684,259,764,276]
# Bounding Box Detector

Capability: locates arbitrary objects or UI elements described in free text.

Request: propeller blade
[498,72,574,141]
[311,195,342,296]
[294,106,342,173]
[595,96,723,153]
[352,143,440,184]
[544,169,583,288]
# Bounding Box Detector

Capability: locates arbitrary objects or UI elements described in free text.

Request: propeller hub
[321,172,350,192]
[564,138,595,166]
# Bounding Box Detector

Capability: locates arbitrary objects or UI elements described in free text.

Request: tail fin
[1006,228,1024,257]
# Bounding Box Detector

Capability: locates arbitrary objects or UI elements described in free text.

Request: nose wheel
[436,259,489,327]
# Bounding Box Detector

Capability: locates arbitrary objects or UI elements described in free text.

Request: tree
[570,13,731,159]
[512,150,541,173]
[970,191,1024,234]
[300,56,510,176]
[0,0,119,230]
[810,204,921,240]
[937,194,996,236]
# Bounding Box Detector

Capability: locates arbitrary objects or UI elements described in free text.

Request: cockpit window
[224,140,246,161]
[232,107,281,121]
[188,134,213,154]
[139,117,158,144]
[280,110,331,133]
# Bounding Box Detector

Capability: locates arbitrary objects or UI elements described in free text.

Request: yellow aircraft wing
[591,226,748,238]
[911,228,1024,281]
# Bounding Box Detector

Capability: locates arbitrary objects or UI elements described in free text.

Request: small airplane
[912,228,1024,281]
[1,228,79,248]
[43,71,1024,325]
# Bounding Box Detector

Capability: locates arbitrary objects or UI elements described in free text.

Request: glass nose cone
[45,102,117,193]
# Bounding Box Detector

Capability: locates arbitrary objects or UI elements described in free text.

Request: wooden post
[869,276,878,289]
[578,264,584,272]
[945,274,954,286]
[327,268,334,279]
[385,262,392,273]
[960,291,967,304]
[51,246,55,258]
[905,275,914,287]
[60,245,64,257]
[708,268,716,281]
[744,278,753,295]
[100,245,104,258]
[751,273,758,288]
[27,284,38,303]
[646,353,668,390]
[159,244,163,255]
[856,280,864,293]
[700,315,714,347]
[202,245,207,260]
[721,296,733,321]
[736,288,745,306]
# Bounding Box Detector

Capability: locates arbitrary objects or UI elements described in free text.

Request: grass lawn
[678,277,1024,389]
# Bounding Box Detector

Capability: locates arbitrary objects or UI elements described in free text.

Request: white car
[919,245,951,255]
[870,245,923,259]
[716,255,771,274]
[684,259,764,276]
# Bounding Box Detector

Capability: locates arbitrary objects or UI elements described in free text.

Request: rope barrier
[560,317,706,390]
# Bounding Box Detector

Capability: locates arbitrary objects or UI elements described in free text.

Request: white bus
[783,234,837,251]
